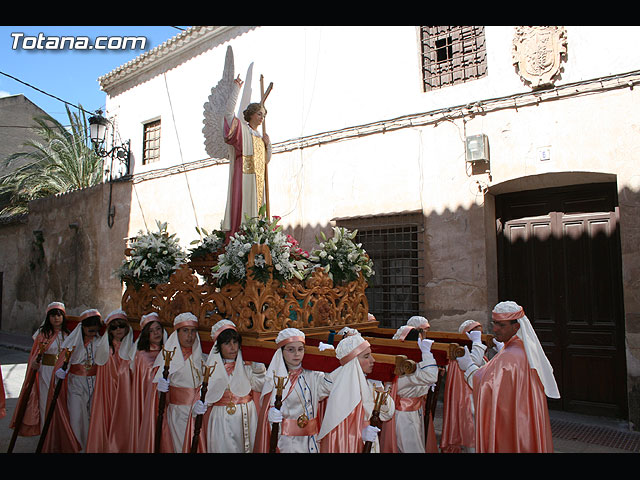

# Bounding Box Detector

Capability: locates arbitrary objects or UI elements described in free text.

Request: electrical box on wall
[465,134,489,163]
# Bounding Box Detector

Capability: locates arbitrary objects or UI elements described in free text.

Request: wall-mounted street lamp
[88,109,131,180]
[88,110,131,228]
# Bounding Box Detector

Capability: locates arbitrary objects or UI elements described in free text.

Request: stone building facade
[1,26,639,427]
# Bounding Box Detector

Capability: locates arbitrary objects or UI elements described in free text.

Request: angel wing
[202,45,235,159]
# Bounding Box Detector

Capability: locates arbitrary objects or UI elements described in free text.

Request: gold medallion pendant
[297,414,309,428]
[226,402,236,415]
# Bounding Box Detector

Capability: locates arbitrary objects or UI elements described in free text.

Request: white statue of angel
[202,45,272,235]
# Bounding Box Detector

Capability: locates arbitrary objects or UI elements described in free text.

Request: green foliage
[308,226,375,285]
[0,105,104,217]
[188,227,226,260]
[115,220,187,289]
[212,206,310,287]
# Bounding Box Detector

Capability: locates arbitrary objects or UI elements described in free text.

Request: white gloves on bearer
[268,406,283,423]
[417,337,436,363]
[466,330,482,344]
[157,377,170,393]
[193,399,207,416]
[362,425,380,443]
[55,367,67,380]
[318,342,334,351]
[456,346,474,372]
[493,338,504,351]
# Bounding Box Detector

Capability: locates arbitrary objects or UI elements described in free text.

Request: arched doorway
[493,175,627,419]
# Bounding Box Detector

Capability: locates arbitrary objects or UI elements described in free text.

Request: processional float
[113,242,495,452]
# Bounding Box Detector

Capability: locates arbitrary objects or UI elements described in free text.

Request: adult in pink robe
[457,301,560,453]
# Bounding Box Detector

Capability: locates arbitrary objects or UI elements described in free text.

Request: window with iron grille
[335,211,425,329]
[142,119,161,165]
[420,26,487,91]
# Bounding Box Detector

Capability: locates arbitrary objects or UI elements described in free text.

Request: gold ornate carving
[512,26,567,88]
[241,136,267,210]
[122,244,372,337]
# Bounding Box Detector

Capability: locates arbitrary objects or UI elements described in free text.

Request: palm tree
[0,104,104,217]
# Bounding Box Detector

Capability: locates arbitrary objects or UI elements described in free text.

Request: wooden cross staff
[269,373,289,453]
[260,75,273,219]
[8,342,47,453]
[155,346,176,453]
[190,363,216,453]
[36,347,74,453]
[363,387,389,453]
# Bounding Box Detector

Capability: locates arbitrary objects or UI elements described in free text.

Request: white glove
[493,338,504,352]
[268,407,283,423]
[466,330,482,344]
[362,425,380,443]
[318,342,335,351]
[338,327,358,337]
[251,362,266,373]
[55,367,67,380]
[456,346,473,372]
[417,337,433,353]
[418,337,435,363]
[192,400,207,416]
[157,377,170,393]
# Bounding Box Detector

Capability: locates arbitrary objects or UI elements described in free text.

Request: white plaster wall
[103,26,640,241]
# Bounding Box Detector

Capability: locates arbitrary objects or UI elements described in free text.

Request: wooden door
[496,183,627,418]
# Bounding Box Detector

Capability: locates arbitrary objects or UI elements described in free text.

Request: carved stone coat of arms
[512,26,567,88]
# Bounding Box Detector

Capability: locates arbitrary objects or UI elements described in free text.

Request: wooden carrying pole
[190,364,215,453]
[155,347,175,453]
[35,347,73,453]
[7,342,46,453]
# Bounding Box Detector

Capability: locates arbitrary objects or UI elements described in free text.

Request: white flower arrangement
[115,220,187,289]
[212,208,311,286]
[188,227,226,260]
[308,226,375,285]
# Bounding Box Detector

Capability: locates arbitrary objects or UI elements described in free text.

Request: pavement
[1,329,639,454]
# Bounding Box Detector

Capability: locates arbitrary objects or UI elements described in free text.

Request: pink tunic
[440,359,476,452]
[85,342,133,452]
[472,335,554,453]
[40,351,82,453]
[319,402,369,453]
[224,116,245,236]
[9,331,61,436]
[0,367,5,419]
[131,349,173,453]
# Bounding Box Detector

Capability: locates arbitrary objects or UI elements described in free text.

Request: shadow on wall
[1,172,639,425]
[0,179,133,334]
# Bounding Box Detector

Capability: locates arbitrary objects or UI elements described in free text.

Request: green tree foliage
[0,105,103,216]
